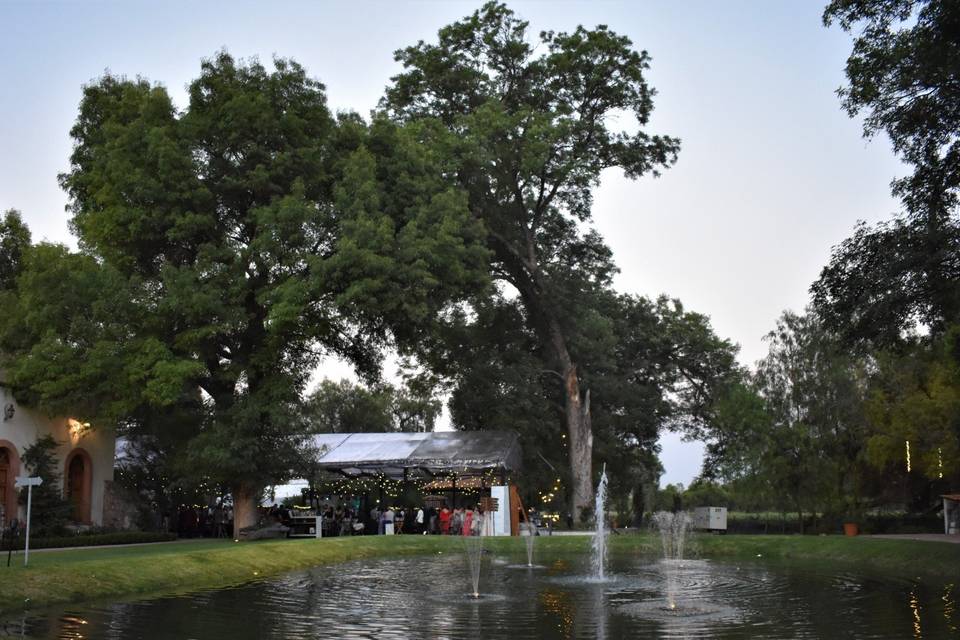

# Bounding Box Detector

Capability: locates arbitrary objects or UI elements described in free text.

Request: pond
[1,547,957,639]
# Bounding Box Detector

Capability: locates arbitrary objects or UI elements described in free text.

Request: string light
[906,440,911,473]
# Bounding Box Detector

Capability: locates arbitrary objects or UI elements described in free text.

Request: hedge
[0,531,177,551]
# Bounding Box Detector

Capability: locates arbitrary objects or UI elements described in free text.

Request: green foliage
[381,2,681,512]
[679,479,731,509]
[811,215,960,346]
[811,1,960,510]
[4,530,176,551]
[703,312,871,528]
[0,209,31,292]
[432,288,736,520]
[816,0,960,344]
[862,328,960,483]
[1,52,488,499]
[824,0,959,175]
[18,435,72,536]
[301,377,441,434]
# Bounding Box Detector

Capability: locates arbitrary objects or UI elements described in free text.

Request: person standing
[416,507,425,534]
[439,506,451,535]
[384,506,395,534]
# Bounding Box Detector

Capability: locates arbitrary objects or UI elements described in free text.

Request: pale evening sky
[0,1,905,487]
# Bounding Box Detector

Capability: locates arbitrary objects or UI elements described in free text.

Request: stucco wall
[0,384,115,526]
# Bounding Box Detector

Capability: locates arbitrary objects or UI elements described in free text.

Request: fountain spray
[522,521,537,567]
[591,463,609,581]
[465,512,486,598]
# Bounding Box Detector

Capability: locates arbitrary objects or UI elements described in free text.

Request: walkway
[28,538,223,553]
[868,533,960,544]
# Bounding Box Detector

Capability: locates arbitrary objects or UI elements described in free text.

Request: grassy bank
[1,533,958,616]
[689,533,960,579]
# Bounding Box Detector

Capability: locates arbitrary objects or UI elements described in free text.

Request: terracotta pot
[843,522,859,537]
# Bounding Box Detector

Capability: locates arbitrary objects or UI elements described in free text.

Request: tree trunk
[564,364,593,524]
[232,483,259,540]
[631,485,645,528]
[518,279,595,526]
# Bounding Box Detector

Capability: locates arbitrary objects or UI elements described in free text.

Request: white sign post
[14,476,42,566]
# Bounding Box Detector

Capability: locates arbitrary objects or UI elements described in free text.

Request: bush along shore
[1,533,959,617]
[1,531,177,551]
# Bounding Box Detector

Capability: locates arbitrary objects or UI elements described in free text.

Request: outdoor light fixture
[68,418,91,442]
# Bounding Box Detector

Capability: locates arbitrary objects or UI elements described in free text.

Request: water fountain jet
[591,464,609,581]
[652,511,692,560]
[464,513,487,598]
[522,522,537,567]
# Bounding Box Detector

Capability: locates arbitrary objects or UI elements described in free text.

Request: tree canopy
[301,377,441,434]
[382,1,679,517]
[816,0,960,344]
[0,209,30,292]
[0,53,487,535]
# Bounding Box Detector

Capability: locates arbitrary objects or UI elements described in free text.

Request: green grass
[689,533,960,579]
[1,533,957,617]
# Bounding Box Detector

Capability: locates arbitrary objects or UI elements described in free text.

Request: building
[0,381,116,527]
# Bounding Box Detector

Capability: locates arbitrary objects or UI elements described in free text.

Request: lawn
[1,533,958,617]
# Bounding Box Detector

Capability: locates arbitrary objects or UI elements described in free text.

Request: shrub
[0,530,177,551]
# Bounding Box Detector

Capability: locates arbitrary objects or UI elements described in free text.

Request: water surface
[1,550,956,639]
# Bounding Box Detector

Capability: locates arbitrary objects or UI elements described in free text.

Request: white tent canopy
[309,431,522,479]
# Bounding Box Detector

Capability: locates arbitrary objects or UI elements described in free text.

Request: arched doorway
[0,441,20,526]
[64,449,93,524]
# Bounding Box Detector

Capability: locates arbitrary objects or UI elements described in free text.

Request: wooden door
[0,449,8,523]
[68,454,85,522]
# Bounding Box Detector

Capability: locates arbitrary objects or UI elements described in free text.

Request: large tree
[815,0,960,509]
[815,0,960,344]
[1,53,486,537]
[705,311,870,531]
[862,328,960,488]
[0,209,30,292]
[433,287,735,524]
[381,2,679,517]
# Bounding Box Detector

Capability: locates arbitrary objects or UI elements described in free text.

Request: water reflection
[2,554,957,639]
[538,588,574,638]
[943,583,956,633]
[910,586,923,639]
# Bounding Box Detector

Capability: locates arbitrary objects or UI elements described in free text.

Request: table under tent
[294,431,528,536]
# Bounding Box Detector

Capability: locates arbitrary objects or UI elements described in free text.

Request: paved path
[543,531,593,536]
[868,533,960,544]
[27,538,225,553]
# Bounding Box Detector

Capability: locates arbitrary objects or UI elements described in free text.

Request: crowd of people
[368,504,489,536]
[176,504,233,538]
[174,499,499,538]
[284,502,493,537]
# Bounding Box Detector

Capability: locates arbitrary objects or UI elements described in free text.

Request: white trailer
[693,506,727,533]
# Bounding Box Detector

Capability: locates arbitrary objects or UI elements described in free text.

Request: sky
[0,1,906,487]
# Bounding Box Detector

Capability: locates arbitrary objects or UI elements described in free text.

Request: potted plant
[841,501,864,536]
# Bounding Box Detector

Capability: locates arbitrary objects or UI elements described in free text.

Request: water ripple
[1,553,955,639]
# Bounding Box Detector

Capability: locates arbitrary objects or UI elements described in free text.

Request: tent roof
[310,431,521,477]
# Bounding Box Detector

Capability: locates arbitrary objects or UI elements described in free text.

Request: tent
[309,431,522,479]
